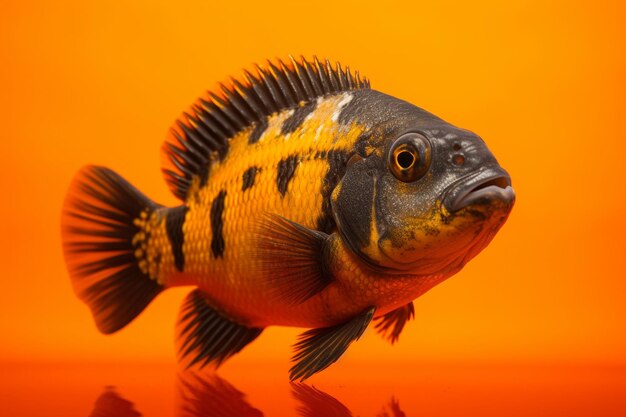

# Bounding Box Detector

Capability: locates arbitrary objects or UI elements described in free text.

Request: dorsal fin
[162,56,371,200]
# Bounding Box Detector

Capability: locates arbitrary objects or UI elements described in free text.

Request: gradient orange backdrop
[2,0,625,379]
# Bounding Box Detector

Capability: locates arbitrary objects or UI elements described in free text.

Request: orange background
[2,0,625,378]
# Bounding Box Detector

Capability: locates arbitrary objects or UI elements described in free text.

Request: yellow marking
[186,176,202,204]
[365,143,383,157]
[132,209,176,285]
[361,176,382,261]
[438,199,451,217]
[259,110,294,143]
[331,94,353,122]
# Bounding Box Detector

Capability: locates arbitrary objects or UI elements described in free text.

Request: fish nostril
[452,143,462,151]
[452,154,465,165]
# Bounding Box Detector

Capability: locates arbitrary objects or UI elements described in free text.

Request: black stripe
[248,118,268,144]
[210,190,227,258]
[242,166,260,191]
[332,159,376,250]
[277,156,298,197]
[281,101,316,135]
[316,151,349,233]
[166,205,188,271]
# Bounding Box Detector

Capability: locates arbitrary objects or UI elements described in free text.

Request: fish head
[331,91,515,276]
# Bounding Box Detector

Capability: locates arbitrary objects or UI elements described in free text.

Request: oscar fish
[61,56,515,381]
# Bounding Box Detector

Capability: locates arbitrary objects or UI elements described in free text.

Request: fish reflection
[377,397,406,417]
[90,373,406,416]
[292,384,407,417]
[88,386,141,417]
[291,383,352,417]
[177,371,408,417]
[177,371,263,417]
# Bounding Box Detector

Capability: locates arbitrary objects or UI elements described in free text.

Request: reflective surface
[2,362,624,416]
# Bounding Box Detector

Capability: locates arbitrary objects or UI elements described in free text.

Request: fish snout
[442,167,515,213]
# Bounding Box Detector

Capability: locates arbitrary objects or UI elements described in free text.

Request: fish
[61,56,515,381]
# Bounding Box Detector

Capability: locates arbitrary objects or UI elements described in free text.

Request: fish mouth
[442,167,515,212]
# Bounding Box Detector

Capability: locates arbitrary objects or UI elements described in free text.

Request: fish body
[62,57,515,380]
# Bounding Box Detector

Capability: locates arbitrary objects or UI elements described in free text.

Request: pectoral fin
[374,302,415,344]
[290,307,376,381]
[255,214,334,304]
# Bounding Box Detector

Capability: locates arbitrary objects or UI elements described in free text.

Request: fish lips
[442,167,516,213]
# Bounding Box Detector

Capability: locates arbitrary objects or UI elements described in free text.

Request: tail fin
[61,165,164,334]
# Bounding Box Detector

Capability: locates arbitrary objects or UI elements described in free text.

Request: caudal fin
[61,165,164,334]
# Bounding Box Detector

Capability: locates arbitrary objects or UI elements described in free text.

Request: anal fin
[374,302,415,344]
[290,307,375,381]
[177,289,263,368]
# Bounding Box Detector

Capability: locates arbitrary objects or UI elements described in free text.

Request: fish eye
[389,133,431,182]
